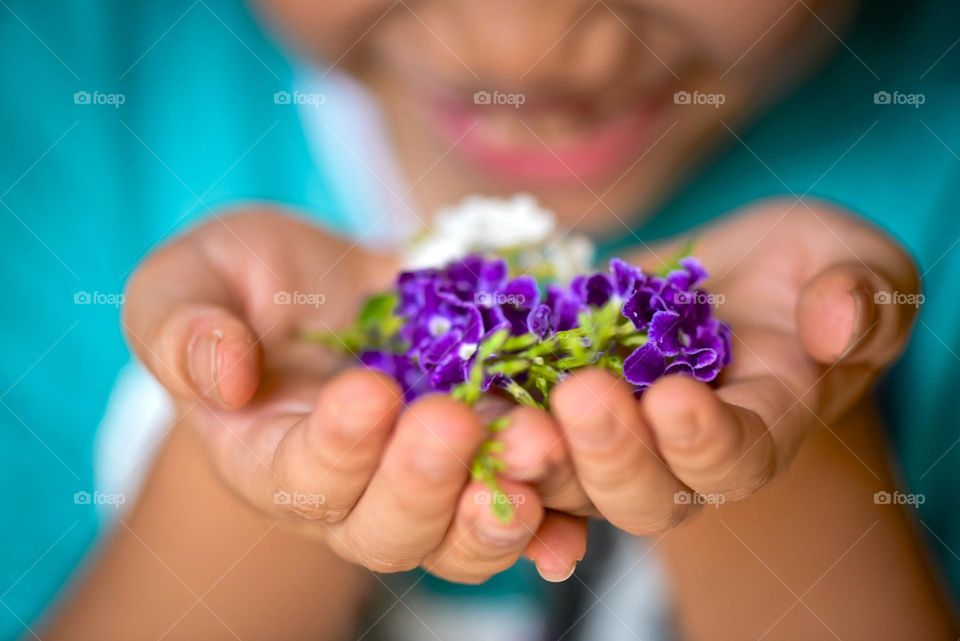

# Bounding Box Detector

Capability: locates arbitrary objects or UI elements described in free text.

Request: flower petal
[528,303,552,338]
[648,310,682,355]
[623,342,666,388]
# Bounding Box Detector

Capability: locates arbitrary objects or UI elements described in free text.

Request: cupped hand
[123,208,585,583]
[495,200,920,536]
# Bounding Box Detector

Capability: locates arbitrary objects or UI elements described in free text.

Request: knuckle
[272,463,348,524]
[344,528,422,574]
[277,501,348,524]
[616,502,693,536]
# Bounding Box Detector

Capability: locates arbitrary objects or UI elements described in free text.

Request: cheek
[252,0,395,62]
[638,0,826,65]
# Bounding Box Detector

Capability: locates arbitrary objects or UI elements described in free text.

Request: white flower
[403,193,595,283]
[545,234,595,283]
[405,194,554,268]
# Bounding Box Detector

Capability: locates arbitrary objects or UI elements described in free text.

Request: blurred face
[256,0,857,233]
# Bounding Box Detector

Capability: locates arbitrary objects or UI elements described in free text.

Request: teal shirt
[0,1,957,638]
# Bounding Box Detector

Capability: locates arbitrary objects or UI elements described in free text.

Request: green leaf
[488,416,511,432]
[501,378,543,409]
[490,491,515,524]
[656,237,698,276]
[357,292,397,327]
[503,333,540,351]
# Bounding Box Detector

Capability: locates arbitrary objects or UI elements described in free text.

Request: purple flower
[497,275,540,335]
[527,303,552,338]
[618,257,732,390]
[573,272,616,307]
[545,284,585,331]
[360,351,428,402]
[357,253,731,402]
[623,342,666,388]
[391,255,530,396]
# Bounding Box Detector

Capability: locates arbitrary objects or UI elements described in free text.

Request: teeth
[477,112,524,146]
[470,101,619,149]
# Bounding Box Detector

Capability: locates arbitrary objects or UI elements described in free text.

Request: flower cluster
[338,253,732,407]
[315,251,732,522]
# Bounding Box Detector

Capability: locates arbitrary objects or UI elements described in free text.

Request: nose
[427,0,636,93]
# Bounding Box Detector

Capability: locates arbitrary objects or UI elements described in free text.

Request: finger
[552,369,692,535]
[524,511,588,582]
[123,229,263,408]
[796,263,916,366]
[270,368,403,521]
[643,375,778,500]
[336,396,484,572]
[160,303,261,408]
[423,480,543,584]
[498,407,594,515]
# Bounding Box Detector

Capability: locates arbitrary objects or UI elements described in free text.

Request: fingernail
[536,560,577,583]
[844,285,875,355]
[187,330,224,403]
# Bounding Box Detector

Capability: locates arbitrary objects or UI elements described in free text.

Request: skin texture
[45,203,956,639]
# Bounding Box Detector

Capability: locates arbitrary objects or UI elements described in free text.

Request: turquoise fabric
[604,0,960,602]
[0,0,958,638]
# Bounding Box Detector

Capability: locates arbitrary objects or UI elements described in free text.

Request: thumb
[796,262,918,367]
[140,303,262,408]
[122,236,262,409]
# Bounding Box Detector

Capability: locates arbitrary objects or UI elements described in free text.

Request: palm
[629,202,918,489]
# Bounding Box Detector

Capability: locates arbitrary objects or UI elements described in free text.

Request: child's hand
[123,209,585,583]
[497,201,920,535]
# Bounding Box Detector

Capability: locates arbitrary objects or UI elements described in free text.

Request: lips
[426,91,666,187]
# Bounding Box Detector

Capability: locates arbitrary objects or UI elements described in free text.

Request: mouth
[424,85,670,187]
